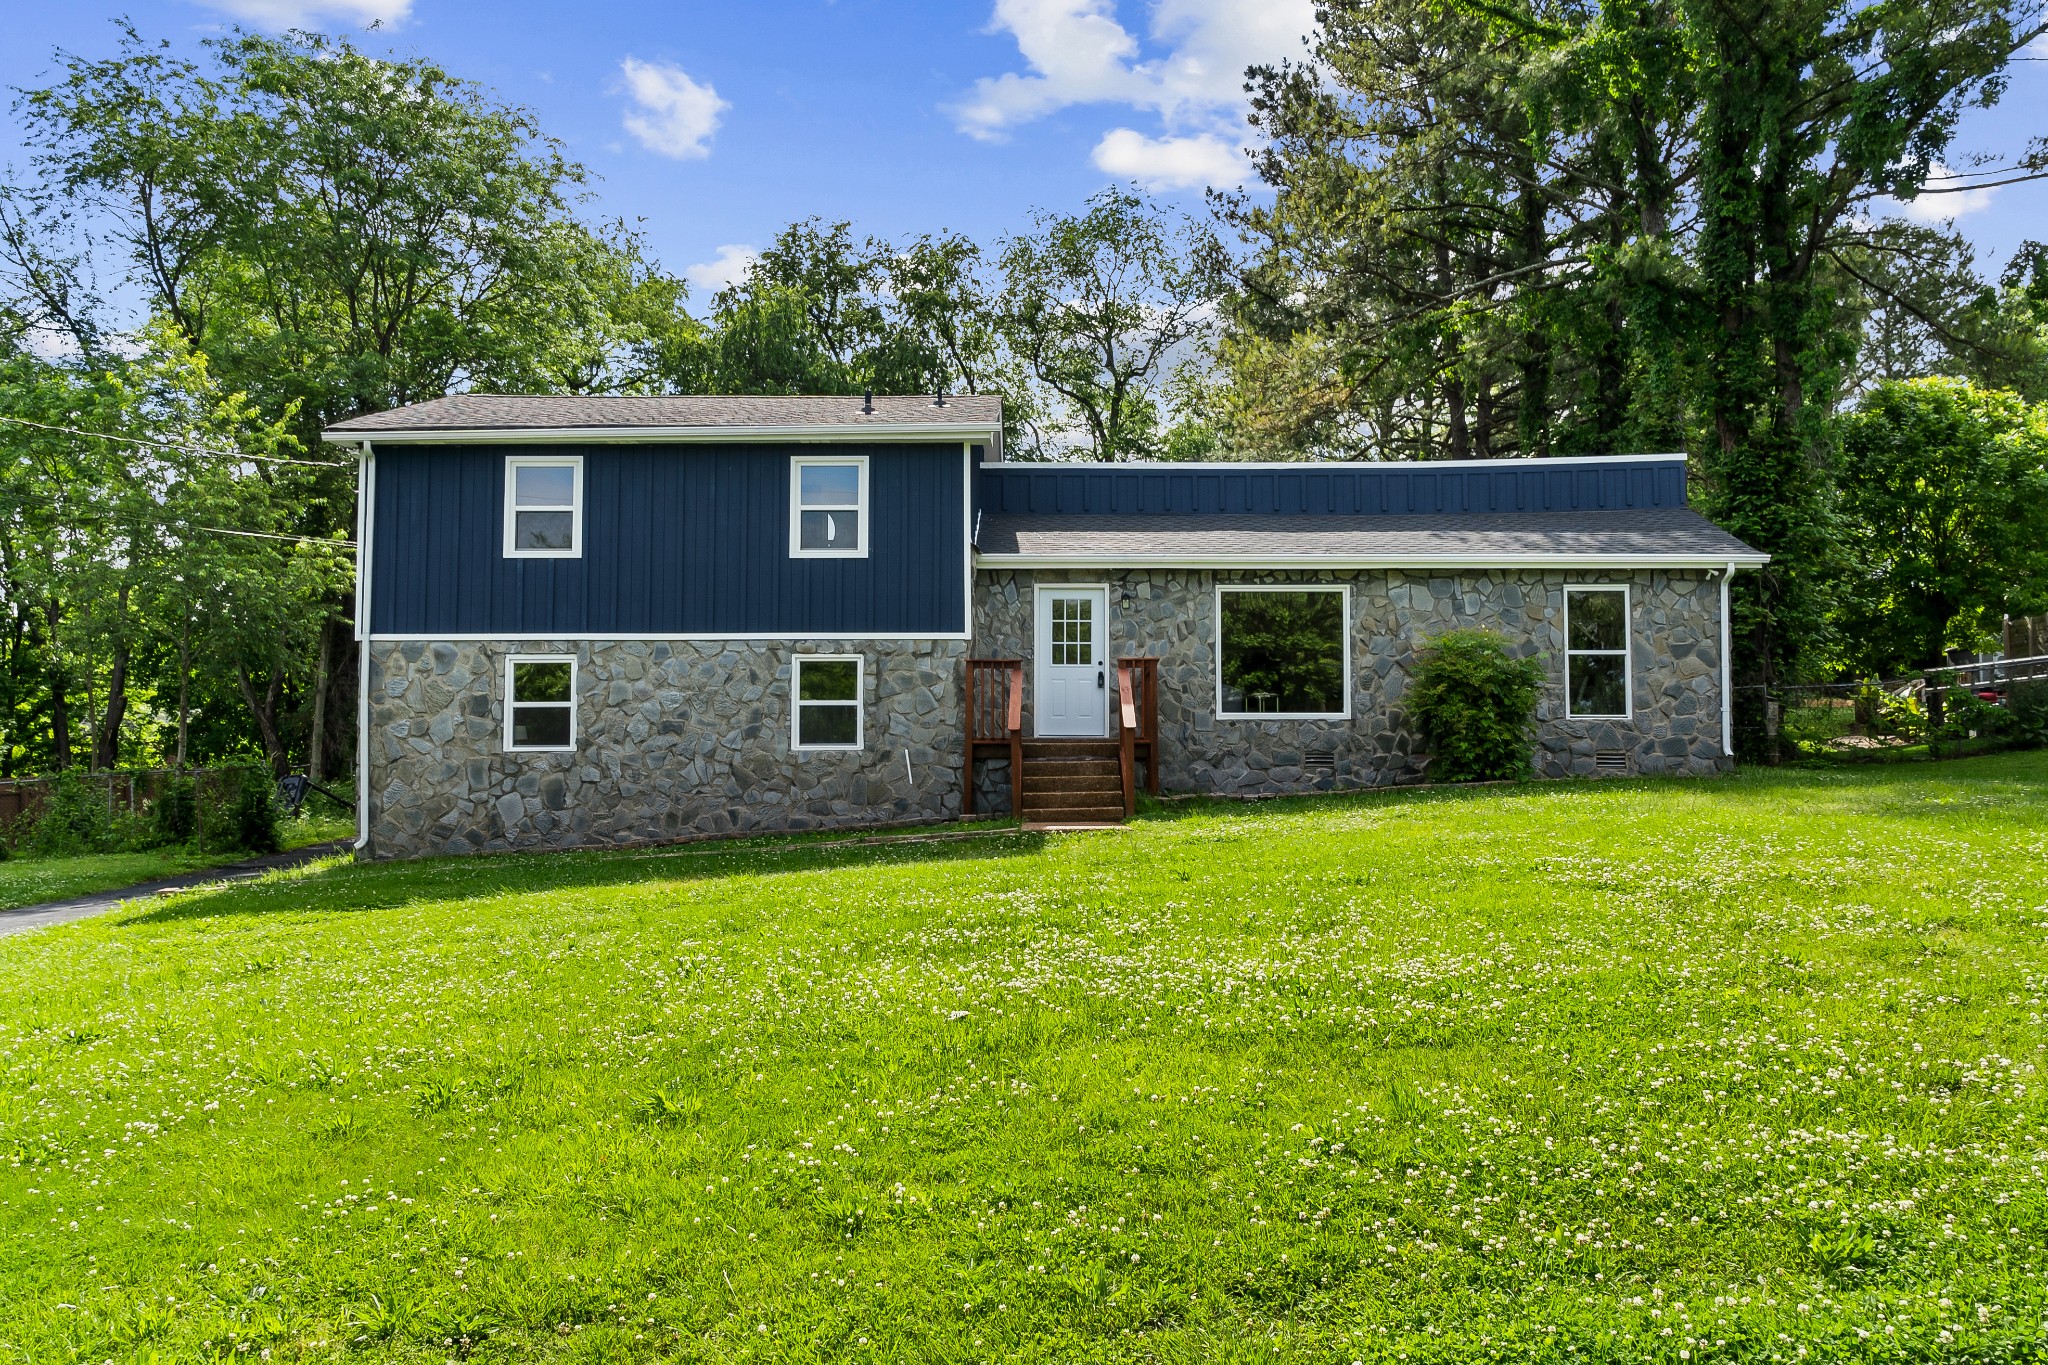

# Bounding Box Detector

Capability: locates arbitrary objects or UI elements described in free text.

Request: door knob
[1096,669,1105,688]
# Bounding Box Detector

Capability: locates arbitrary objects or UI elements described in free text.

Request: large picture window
[1217,586,1349,719]
[790,456,867,557]
[792,655,863,750]
[1566,586,1631,718]
[506,657,577,751]
[503,456,582,558]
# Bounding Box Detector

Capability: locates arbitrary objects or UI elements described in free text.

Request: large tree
[1832,378,2048,675]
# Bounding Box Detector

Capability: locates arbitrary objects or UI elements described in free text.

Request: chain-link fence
[1760,654,2048,763]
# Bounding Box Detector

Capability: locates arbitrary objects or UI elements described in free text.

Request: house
[325,394,1767,859]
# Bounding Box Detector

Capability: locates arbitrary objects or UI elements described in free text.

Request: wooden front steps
[1019,739,1125,827]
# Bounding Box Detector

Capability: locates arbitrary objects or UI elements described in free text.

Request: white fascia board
[976,551,1771,570]
[365,632,972,643]
[983,452,1688,473]
[321,423,1000,446]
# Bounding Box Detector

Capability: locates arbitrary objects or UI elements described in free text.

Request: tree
[1832,378,2048,676]
[997,189,1221,462]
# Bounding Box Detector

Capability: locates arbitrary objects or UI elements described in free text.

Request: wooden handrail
[1116,662,1138,817]
[965,658,1026,817]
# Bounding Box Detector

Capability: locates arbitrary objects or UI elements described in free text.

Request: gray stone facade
[973,568,1728,798]
[365,638,966,859]
[364,569,1729,859]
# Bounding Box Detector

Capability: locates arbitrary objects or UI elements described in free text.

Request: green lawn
[0,813,356,911]
[2,756,2044,1363]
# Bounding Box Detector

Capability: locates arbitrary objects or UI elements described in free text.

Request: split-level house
[325,394,1767,859]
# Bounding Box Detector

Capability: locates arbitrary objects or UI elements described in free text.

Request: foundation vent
[1594,749,1629,774]
[1303,751,1337,772]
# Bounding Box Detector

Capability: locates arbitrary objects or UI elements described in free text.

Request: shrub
[21,770,114,857]
[152,776,198,846]
[226,772,282,855]
[1406,630,1547,782]
[2009,678,2048,743]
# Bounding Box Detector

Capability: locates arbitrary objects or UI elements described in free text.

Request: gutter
[353,443,375,853]
[319,422,1001,446]
[975,552,1772,570]
[1720,560,1739,758]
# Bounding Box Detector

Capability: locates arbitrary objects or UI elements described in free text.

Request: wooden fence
[0,767,270,832]
[2007,613,2048,661]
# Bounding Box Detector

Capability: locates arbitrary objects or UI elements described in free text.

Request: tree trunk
[236,665,290,777]
[45,601,71,770]
[309,618,332,783]
[175,622,191,771]
[92,584,131,771]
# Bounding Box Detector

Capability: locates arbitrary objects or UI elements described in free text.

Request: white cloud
[619,58,729,160]
[192,0,411,25]
[685,244,758,295]
[955,0,1312,139]
[1898,162,1998,224]
[1091,128,1245,189]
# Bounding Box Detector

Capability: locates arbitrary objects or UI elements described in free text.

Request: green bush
[21,771,114,857]
[152,776,198,846]
[1407,630,1547,782]
[225,772,282,855]
[2008,678,2048,743]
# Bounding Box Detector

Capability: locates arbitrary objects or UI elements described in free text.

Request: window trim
[504,654,579,752]
[502,455,584,559]
[1564,583,1633,720]
[791,653,865,752]
[788,455,869,559]
[1213,583,1353,721]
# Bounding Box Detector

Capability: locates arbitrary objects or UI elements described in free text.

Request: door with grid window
[1034,586,1108,737]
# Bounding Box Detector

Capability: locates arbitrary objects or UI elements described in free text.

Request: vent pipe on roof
[861,387,873,414]
[931,384,946,408]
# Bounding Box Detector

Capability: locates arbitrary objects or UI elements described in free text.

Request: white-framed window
[792,655,863,750]
[1565,585,1632,719]
[505,655,577,751]
[1215,584,1351,720]
[789,455,867,558]
[503,456,583,558]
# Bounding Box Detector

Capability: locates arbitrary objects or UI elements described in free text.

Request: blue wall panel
[371,442,966,636]
[975,457,1688,519]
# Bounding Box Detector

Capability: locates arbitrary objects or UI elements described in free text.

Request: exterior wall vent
[1594,749,1629,773]
[1303,751,1337,772]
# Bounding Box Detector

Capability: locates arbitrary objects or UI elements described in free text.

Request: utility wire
[199,526,357,548]
[0,414,352,468]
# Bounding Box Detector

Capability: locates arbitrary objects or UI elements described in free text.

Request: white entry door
[1035,585,1109,737]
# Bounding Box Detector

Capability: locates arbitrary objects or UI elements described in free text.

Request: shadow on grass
[110,748,2048,930]
[114,821,1053,928]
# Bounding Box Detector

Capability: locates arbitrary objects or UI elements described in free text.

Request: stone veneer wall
[365,638,966,859]
[974,568,1727,797]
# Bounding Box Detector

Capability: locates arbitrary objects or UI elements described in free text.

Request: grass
[0,755,2043,1363]
[0,811,357,912]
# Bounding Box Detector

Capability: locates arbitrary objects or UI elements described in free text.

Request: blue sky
[3,0,2045,304]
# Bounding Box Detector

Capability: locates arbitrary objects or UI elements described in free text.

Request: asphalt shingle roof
[975,507,1762,561]
[326,393,1002,434]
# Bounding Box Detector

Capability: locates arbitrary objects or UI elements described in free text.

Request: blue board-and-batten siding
[974,458,1688,518]
[370,443,966,636]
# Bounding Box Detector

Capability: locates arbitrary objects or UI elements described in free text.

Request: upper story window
[1216,585,1350,719]
[506,656,577,751]
[504,456,582,558]
[790,456,867,558]
[1565,586,1631,718]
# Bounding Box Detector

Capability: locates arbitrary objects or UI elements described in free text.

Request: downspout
[1720,561,1737,758]
[354,442,376,852]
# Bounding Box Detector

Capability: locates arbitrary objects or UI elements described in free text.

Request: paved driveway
[0,841,355,938]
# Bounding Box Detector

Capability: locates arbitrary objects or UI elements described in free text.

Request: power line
[0,414,352,468]
[198,526,357,548]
